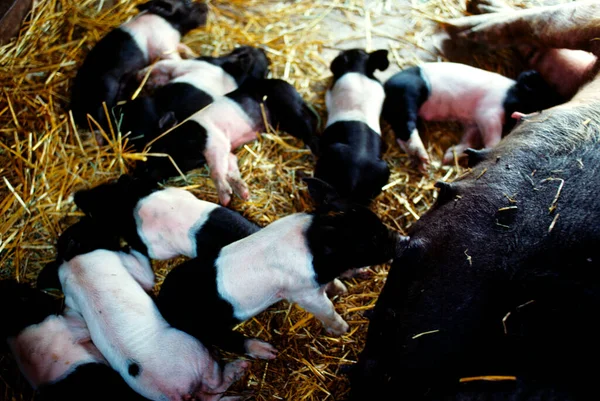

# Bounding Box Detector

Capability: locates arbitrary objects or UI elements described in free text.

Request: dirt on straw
[0,0,543,399]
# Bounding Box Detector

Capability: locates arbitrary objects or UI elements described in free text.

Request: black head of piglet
[73,175,158,255]
[503,69,565,133]
[197,46,270,86]
[330,48,390,85]
[37,216,125,291]
[304,178,408,284]
[136,0,208,36]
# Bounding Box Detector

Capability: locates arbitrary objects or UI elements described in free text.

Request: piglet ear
[330,52,349,77]
[137,0,175,17]
[303,177,349,212]
[367,49,389,74]
[158,111,178,131]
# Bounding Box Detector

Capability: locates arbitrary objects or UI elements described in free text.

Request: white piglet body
[419,62,513,124]
[216,214,316,321]
[7,313,106,389]
[325,72,385,134]
[59,249,232,401]
[135,187,219,259]
[121,13,182,62]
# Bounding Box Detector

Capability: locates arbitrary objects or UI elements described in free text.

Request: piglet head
[137,0,208,35]
[37,217,124,291]
[199,46,270,86]
[305,178,408,284]
[330,48,390,83]
[74,175,157,227]
[504,69,565,131]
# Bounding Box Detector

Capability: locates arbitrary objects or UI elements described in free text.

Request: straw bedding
[0,0,548,399]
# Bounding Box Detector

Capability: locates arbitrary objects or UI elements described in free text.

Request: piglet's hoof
[244,339,278,360]
[228,177,250,202]
[224,359,251,383]
[326,279,348,297]
[325,320,349,337]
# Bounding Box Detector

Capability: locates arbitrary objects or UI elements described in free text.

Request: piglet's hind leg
[227,153,250,201]
[200,360,250,401]
[204,135,234,206]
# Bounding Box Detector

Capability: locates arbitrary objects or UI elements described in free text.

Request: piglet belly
[7,315,104,388]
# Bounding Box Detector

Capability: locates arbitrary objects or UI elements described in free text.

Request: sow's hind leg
[445,1,600,56]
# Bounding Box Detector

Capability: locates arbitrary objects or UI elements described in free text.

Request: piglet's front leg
[442,124,481,165]
[397,129,430,173]
[293,288,349,336]
[136,60,181,89]
[177,43,197,59]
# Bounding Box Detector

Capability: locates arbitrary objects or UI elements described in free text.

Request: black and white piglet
[381,62,564,171]
[156,178,407,359]
[118,46,270,150]
[73,175,260,260]
[314,48,391,205]
[70,0,208,136]
[0,280,148,401]
[134,78,319,206]
[37,218,249,401]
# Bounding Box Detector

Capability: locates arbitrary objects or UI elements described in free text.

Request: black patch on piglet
[502,70,564,134]
[305,181,401,284]
[39,363,148,401]
[382,66,431,142]
[330,48,389,84]
[0,280,62,344]
[127,361,141,377]
[136,0,208,36]
[195,207,261,258]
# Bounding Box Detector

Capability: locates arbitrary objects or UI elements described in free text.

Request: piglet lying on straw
[38,217,249,401]
[70,0,207,138]
[156,178,408,359]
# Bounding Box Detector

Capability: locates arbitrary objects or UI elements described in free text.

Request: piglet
[156,177,408,359]
[118,46,270,150]
[37,218,249,401]
[0,280,149,401]
[382,63,564,171]
[73,175,260,260]
[314,49,391,205]
[70,0,208,136]
[133,78,319,206]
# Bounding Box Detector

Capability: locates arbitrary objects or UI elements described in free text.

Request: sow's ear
[367,49,389,75]
[303,177,349,212]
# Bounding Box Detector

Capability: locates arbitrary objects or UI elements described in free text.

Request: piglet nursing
[382,62,563,171]
[37,218,249,401]
[156,178,407,359]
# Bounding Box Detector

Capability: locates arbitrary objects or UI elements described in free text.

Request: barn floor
[0,0,547,400]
